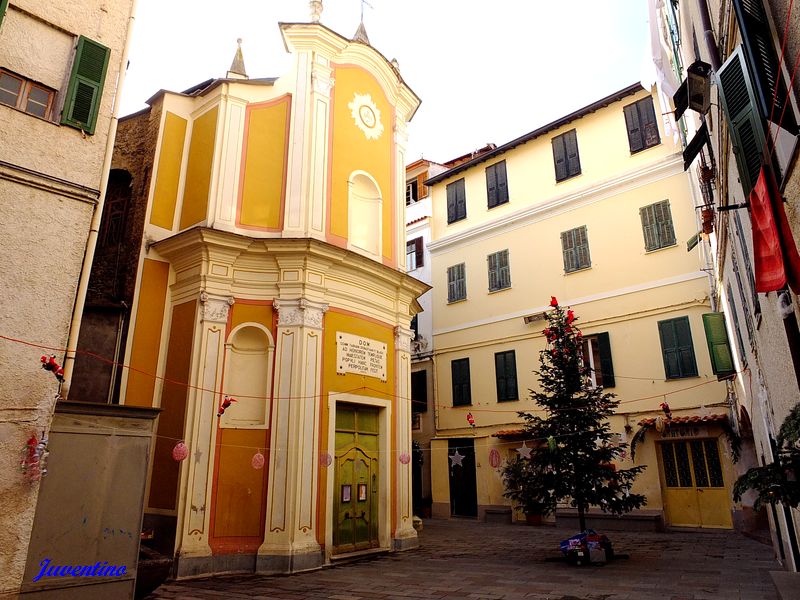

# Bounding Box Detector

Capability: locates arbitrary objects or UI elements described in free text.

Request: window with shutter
[727,283,748,368]
[658,317,698,379]
[702,313,736,377]
[486,160,509,208]
[552,130,581,182]
[716,46,768,194]
[623,96,661,153]
[446,178,467,223]
[406,180,418,205]
[581,333,615,388]
[487,250,510,292]
[62,36,110,135]
[733,211,761,319]
[494,350,518,402]
[447,263,466,303]
[406,237,423,270]
[640,200,676,251]
[561,226,590,272]
[451,358,471,406]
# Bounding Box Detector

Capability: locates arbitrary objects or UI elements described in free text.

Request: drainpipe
[696,0,721,70]
[61,0,139,399]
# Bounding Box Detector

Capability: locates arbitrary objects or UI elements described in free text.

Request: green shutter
[506,351,517,399]
[498,249,510,288]
[62,36,110,135]
[0,0,9,28]
[655,200,676,246]
[447,265,457,302]
[674,317,698,377]
[565,130,581,177]
[488,252,498,290]
[716,46,767,194]
[446,182,457,223]
[486,163,498,207]
[561,230,576,272]
[624,103,643,152]
[640,205,658,251]
[575,225,590,269]
[496,160,508,204]
[596,332,615,388]
[552,135,568,181]
[456,179,466,220]
[702,313,736,376]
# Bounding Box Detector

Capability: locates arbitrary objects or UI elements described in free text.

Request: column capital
[200,292,234,323]
[275,298,329,329]
[394,325,414,353]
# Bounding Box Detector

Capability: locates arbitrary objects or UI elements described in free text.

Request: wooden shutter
[417,174,427,199]
[495,352,506,400]
[640,205,658,251]
[716,46,767,194]
[498,250,510,288]
[703,313,736,376]
[503,351,518,400]
[561,230,576,272]
[654,201,676,247]
[624,103,643,152]
[456,180,466,220]
[486,163,498,208]
[552,135,568,181]
[596,332,615,388]
[565,130,581,177]
[488,252,499,291]
[640,97,660,147]
[452,359,471,406]
[575,226,590,269]
[446,183,457,223]
[675,317,698,377]
[733,0,797,135]
[0,0,9,28]
[414,237,423,268]
[447,265,457,302]
[62,36,110,135]
[496,160,508,204]
[659,318,698,378]
[658,320,681,378]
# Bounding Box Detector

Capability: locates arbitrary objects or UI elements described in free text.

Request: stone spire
[309,0,322,22]
[227,38,247,79]
[352,21,370,45]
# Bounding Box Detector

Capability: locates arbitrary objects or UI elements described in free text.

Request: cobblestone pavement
[147,519,781,600]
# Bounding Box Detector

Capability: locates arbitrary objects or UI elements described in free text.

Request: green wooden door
[333,405,380,553]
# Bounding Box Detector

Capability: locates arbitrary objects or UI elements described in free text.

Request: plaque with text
[336,332,387,381]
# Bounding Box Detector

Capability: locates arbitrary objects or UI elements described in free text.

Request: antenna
[360,0,373,22]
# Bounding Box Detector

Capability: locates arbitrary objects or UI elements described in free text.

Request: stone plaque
[336,332,387,381]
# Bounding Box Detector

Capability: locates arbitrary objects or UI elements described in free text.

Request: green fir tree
[501,297,646,531]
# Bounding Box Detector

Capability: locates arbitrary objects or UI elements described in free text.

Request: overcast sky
[120,1,650,162]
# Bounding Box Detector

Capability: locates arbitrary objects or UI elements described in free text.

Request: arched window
[221,324,274,428]
[348,171,382,258]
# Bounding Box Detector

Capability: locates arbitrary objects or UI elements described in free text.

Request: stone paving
[147,519,782,600]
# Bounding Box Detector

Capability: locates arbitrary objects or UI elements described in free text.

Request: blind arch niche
[220,323,274,429]
[348,171,382,258]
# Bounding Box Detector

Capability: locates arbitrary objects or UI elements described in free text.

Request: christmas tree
[501,297,646,531]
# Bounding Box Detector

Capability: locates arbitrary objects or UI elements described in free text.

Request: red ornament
[320,452,332,467]
[467,412,475,428]
[399,452,411,465]
[251,452,265,470]
[489,448,501,468]
[217,396,237,418]
[567,310,575,324]
[660,402,673,420]
[550,296,559,307]
[40,355,64,382]
[172,441,189,461]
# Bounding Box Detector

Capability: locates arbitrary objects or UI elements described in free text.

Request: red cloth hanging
[750,167,800,293]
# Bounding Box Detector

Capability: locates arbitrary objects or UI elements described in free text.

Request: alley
[148,519,780,600]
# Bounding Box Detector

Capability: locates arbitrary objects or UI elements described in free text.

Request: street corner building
[70,14,428,577]
[423,84,742,532]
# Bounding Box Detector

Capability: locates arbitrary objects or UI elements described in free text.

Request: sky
[119,0,651,163]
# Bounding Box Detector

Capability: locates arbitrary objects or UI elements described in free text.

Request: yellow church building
[72,7,427,577]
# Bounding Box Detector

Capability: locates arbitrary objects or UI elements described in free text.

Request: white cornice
[428,154,685,254]
[432,271,708,336]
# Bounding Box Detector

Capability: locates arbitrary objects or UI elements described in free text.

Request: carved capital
[394,326,414,353]
[200,292,234,323]
[275,298,329,330]
[311,70,335,95]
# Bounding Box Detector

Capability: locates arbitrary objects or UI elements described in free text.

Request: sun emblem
[348,93,383,140]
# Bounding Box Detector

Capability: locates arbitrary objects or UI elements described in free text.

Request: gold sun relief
[348,93,384,140]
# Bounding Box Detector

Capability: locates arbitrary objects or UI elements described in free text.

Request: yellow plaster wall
[179,106,219,230]
[328,65,394,260]
[124,259,170,407]
[239,97,291,230]
[150,112,187,230]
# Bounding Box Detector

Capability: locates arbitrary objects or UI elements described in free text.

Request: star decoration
[449,450,464,467]
[517,442,532,459]
[193,448,203,462]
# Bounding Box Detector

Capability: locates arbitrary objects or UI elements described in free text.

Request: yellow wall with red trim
[150,112,187,230]
[328,65,394,261]
[179,106,218,230]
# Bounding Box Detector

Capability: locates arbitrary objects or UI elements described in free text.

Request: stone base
[175,553,256,578]
[392,535,419,551]
[256,550,324,575]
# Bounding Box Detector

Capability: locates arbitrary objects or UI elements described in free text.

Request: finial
[310,0,322,22]
[227,38,247,79]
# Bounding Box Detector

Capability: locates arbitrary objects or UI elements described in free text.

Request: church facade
[74,13,426,576]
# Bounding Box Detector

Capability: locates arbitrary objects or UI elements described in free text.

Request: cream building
[426,84,740,530]
[0,0,136,595]
[70,8,427,577]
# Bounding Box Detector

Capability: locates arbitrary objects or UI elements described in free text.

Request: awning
[638,413,727,427]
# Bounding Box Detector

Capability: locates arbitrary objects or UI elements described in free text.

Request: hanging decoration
[466,412,475,428]
[21,433,49,482]
[660,401,673,420]
[449,450,464,467]
[654,416,665,433]
[251,451,265,470]
[217,396,237,418]
[399,452,411,465]
[320,452,332,467]
[517,441,532,459]
[488,448,501,468]
[550,296,559,307]
[172,441,189,461]
[40,355,64,382]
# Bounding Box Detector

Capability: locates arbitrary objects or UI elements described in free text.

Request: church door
[659,438,732,528]
[333,405,380,554]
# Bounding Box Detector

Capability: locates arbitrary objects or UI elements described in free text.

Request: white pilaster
[393,325,417,548]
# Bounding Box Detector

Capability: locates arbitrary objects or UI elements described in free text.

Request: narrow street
[148,519,780,600]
